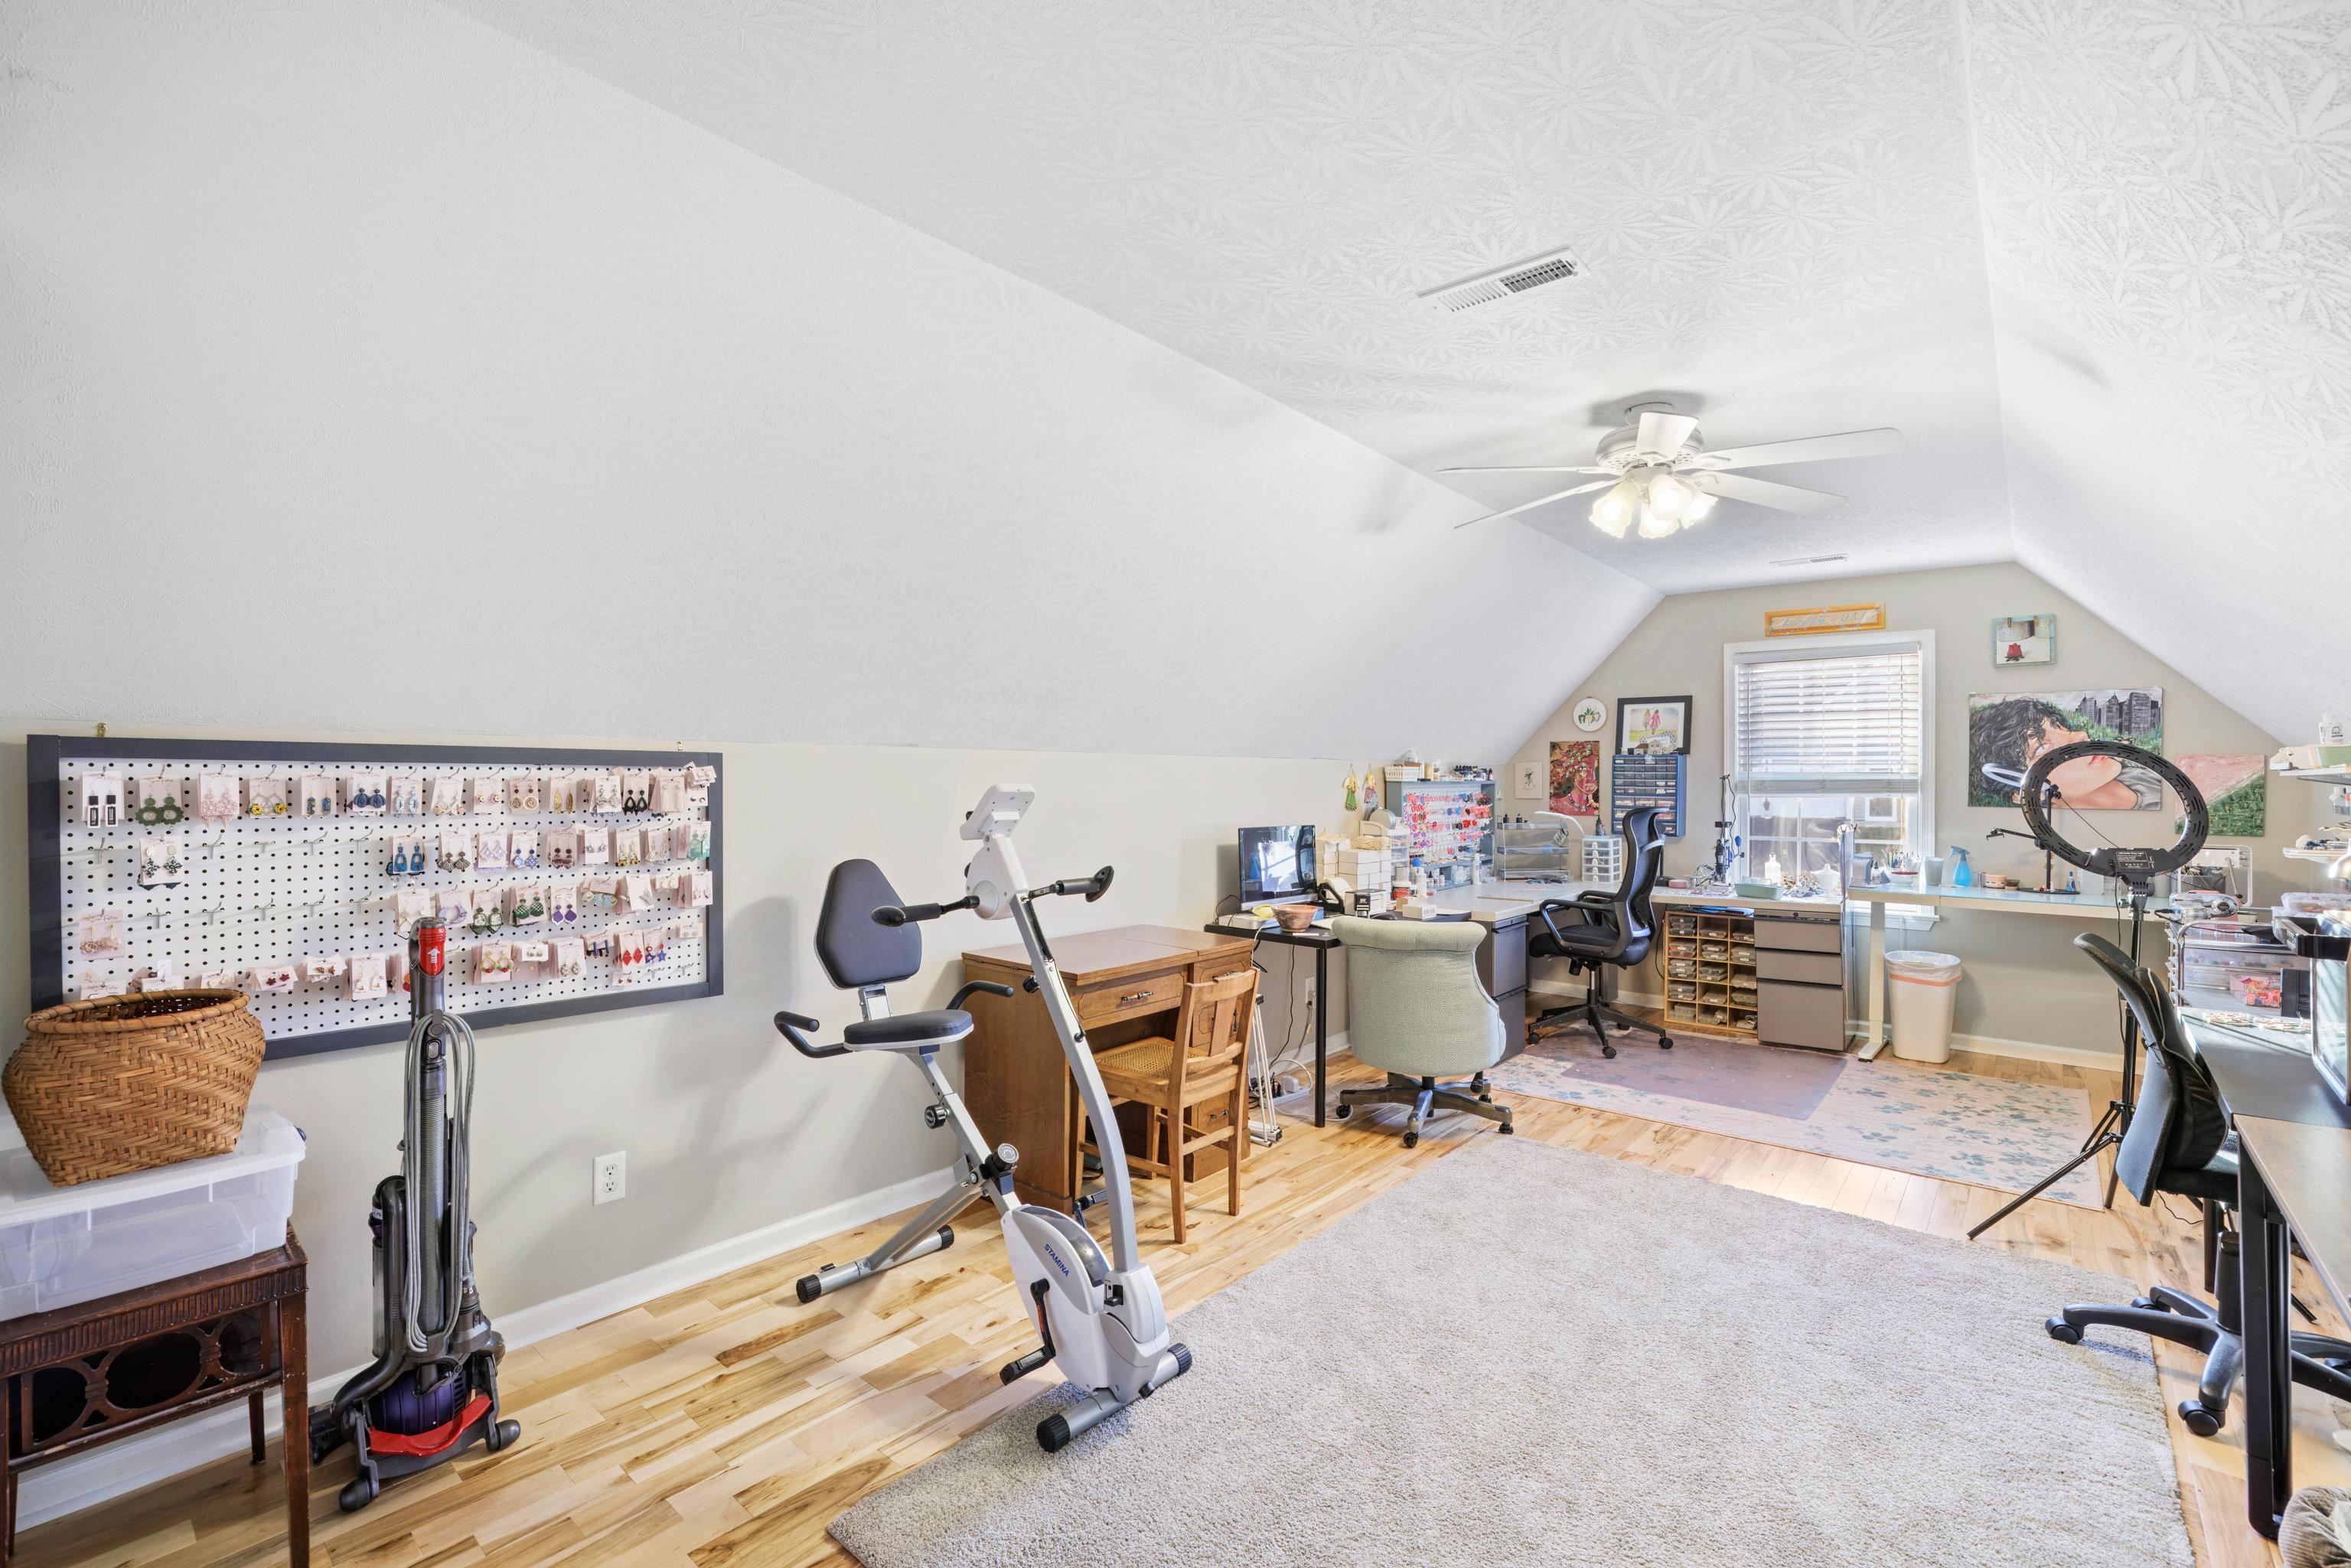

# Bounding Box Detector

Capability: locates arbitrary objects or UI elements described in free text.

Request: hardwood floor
[24,1030,2351,1567]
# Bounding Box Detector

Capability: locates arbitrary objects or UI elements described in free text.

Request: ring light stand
[1968,742,2207,1238]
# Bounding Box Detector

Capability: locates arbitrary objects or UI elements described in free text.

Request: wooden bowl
[1272,904,1317,932]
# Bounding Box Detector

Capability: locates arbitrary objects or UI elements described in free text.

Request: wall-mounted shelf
[2274,766,2351,787]
[2284,846,2349,864]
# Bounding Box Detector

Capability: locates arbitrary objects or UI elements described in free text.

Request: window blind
[1732,643,1923,795]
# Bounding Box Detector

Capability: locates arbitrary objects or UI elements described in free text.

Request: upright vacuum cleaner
[311,917,519,1510]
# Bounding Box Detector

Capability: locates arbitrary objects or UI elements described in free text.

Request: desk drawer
[1756,948,1843,986]
[1753,916,1844,954]
[1075,967,1185,1027]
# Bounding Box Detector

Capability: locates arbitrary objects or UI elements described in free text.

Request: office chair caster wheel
[1600,1043,1617,1059]
[487,1418,520,1452]
[1498,1120,1514,1136]
[1335,1103,1352,1120]
[1659,1038,1673,1050]
[1402,1130,1420,1149]
[2178,1400,2223,1437]
[339,1474,379,1513]
[2131,1295,2164,1312]
[2045,1315,2082,1345]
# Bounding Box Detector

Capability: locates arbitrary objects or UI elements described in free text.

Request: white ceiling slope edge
[0,0,1655,764]
[445,0,2351,743]
[1961,0,2351,745]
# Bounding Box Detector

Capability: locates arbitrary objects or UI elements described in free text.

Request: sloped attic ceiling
[0,0,1655,764]
[447,0,2351,744]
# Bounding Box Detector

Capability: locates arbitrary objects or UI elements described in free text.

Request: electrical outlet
[593,1150,625,1205]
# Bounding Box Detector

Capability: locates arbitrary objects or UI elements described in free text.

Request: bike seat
[842,1009,974,1051]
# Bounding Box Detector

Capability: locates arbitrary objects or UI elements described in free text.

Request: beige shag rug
[833,1136,2190,1567]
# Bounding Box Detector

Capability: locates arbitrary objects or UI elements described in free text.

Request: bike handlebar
[1042,865,1115,902]
[773,1009,848,1059]
[872,895,978,927]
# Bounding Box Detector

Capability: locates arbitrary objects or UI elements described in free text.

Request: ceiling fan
[1446,403,1905,538]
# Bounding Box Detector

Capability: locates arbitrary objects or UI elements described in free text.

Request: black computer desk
[1207,922,1339,1126]
[2183,1015,2351,1537]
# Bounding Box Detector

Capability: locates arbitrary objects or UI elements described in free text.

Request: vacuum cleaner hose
[400,1006,478,1358]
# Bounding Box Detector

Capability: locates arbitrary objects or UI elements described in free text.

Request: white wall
[0,722,1348,1376]
[1505,562,2327,1055]
[0,0,1655,767]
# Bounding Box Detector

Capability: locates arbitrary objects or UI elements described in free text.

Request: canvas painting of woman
[1967,689,2166,810]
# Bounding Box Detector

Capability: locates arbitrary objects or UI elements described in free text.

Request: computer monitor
[1239,825,1316,906]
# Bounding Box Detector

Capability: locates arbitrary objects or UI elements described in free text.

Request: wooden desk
[963,925,1256,1213]
[2183,1015,2351,1538]
[0,1232,308,1565]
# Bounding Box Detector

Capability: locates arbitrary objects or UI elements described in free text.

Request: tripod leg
[1968,1133,2118,1240]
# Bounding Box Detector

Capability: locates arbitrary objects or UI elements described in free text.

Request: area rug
[1492,1028,2104,1207]
[832,1137,2188,1568]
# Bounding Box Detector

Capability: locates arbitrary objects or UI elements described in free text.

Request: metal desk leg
[1857,901,1890,1059]
[1313,942,1329,1127]
[2242,1151,2291,1539]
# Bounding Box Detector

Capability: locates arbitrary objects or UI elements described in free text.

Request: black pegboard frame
[27,735,724,1061]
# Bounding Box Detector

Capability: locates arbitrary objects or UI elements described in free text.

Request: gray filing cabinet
[1475,914,1530,1061]
[1752,907,1848,1052]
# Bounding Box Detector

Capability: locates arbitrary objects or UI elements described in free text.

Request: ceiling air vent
[1417,246,1581,314]
[1771,553,1849,568]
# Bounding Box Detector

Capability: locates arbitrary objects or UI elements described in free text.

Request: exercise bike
[311,918,519,1509]
[773,785,1192,1452]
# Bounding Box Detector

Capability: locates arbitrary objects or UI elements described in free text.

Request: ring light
[2016,742,2206,890]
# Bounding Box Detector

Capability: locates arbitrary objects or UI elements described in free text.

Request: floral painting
[1548,739,1599,817]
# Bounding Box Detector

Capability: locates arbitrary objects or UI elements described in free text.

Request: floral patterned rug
[1491,1028,2102,1208]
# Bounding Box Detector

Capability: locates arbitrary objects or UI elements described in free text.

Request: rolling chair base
[1530,984,1672,1059]
[2046,1231,2351,1436]
[1335,1072,1513,1149]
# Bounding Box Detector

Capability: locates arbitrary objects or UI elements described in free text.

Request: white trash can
[1886,950,1962,1063]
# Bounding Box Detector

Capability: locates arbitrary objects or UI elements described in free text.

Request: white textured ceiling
[442,0,2020,594]
[446,0,2351,742]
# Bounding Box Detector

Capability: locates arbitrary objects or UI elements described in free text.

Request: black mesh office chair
[1526,804,1671,1059]
[2045,932,2351,1435]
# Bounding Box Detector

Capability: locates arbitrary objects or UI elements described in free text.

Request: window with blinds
[1732,644,1925,795]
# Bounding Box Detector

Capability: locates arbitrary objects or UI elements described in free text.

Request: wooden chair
[1085,968,1256,1244]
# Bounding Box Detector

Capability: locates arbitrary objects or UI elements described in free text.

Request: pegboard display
[27,737,723,1060]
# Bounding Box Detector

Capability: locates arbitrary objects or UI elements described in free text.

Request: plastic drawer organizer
[0,1105,304,1319]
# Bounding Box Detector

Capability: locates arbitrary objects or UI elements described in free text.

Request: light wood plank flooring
[24,1029,2351,1567]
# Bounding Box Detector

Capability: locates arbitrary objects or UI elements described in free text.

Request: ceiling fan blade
[1451,480,1614,529]
[1693,471,1844,515]
[1635,411,1700,460]
[1437,465,1615,475]
[1691,427,1905,471]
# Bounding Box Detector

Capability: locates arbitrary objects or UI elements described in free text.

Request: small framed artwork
[1993,614,2055,665]
[1571,696,1606,732]
[1616,696,1691,756]
[1764,603,1886,637]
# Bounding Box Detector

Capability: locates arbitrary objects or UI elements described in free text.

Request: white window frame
[1722,628,1936,912]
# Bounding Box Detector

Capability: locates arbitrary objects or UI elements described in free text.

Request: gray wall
[1505,562,2330,1053]
[0,724,1348,1373]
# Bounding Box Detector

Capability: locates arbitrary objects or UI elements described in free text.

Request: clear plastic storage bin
[0,1104,303,1319]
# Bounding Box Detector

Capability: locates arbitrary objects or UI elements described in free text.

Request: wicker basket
[6,990,266,1186]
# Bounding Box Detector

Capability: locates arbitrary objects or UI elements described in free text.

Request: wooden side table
[0,1232,308,1565]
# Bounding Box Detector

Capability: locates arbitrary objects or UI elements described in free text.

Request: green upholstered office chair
[1331,916,1515,1148]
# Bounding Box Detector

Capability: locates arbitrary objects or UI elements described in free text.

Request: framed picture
[1616,696,1691,756]
[1548,739,1599,816]
[2176,754,2268,836]
[1993,614,2056,665]
[1571,696,1606,732]
[1966,689,2165,810]
[1764,603,1886,637]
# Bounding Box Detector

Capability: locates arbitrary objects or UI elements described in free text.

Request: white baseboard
[15,1163,960,1531]
[1531,985,2121,1069]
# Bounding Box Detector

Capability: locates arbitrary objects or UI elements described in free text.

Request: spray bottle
[1948,846,1974,888]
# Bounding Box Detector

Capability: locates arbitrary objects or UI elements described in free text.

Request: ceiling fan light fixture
[1682,490,1717,523]
[1590,478,1639,536]
[1646,469,1694,517]
[1636,504,1681,540]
